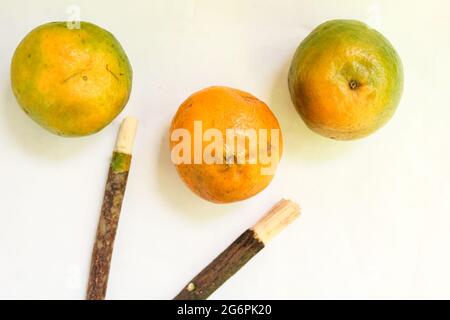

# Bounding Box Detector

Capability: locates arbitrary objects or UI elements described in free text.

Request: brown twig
[86,117,138,300]
[174,199,300,300]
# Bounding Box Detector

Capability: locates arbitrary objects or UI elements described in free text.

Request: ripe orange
[169,86,282,204]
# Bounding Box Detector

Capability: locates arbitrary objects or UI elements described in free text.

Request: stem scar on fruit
[349,79,359,90]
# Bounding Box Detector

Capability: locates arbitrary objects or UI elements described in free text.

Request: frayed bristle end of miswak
[115,116,138,155]
[252,199,300,245]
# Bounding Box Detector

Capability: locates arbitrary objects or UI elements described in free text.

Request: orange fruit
[169,86,282,204]
[288,20,403,140]
[11,22,132,137]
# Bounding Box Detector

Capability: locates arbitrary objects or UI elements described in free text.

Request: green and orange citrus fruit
[289,19,403,140]
[11,22,132,137]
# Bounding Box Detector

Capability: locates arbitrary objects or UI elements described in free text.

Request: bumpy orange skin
[169,86,283,204]
[11,22,132,136]
[289,20,403,140]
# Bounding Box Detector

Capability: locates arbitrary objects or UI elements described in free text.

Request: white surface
[1,0,450,300]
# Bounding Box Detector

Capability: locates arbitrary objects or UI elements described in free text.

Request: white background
[1,0,449,299]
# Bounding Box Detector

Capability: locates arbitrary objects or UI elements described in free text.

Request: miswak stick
[174,199,300,300]
[86,117,138,300]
